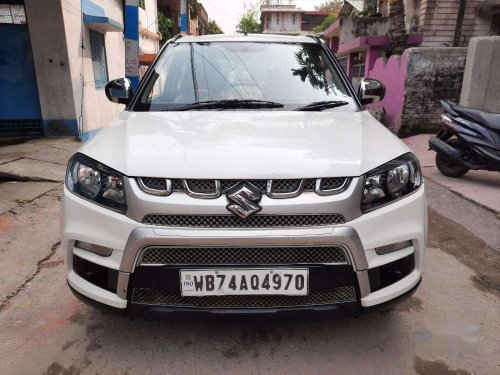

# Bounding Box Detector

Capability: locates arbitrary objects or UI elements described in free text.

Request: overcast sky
[198,0,328,34]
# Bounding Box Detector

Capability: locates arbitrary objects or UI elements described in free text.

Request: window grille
[89,30,109,89]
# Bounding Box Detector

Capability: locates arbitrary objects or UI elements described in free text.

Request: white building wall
[24,0,78,135]
[62,0,125,139]
[139,0,159,54]
[264,12,301,34]
[283,13,300,33]
[25,0,157,139]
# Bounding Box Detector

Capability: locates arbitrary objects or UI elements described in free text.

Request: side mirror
[105,78,133,105]
[358,78,385,105]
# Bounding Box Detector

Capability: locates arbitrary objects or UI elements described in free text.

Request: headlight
[66,153,127,213]
[361,153,422,213]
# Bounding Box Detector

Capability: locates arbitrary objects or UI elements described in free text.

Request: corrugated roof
[346,0,364,11]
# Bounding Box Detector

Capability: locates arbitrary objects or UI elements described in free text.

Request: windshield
[133,42,355,111]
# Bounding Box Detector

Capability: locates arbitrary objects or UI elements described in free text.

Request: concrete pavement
[404,134,500,214]
[0,137,499,375]
[0,137,78,184]
[0,138,79,311]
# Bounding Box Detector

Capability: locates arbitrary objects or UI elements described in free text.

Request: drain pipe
[124,0,139,89]
[453,0,467,47]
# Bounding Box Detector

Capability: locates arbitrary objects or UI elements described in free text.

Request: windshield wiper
[294,100,350,111]
[171,99,284,111]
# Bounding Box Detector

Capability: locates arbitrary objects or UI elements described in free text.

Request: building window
[352,52,366,78]
[0,4,26,24]
[491,14,500,35]
[89,30,109,89]
[292,14,296,25]
[276,13,280,24]
[337,56,348,73]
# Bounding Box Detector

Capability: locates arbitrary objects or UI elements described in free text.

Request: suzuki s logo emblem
[226,182,262,219]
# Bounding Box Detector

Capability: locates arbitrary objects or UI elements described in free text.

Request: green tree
[363,0,378,15]
[206,20,223,35]
[236,8,261,34]
[312,13,338,34]
[315,1,343,12]
[158,11,173,47]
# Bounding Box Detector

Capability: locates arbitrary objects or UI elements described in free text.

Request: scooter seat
[452,104,500,131]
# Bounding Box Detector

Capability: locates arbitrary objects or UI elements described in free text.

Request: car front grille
[141,214,346,228]
[221,179,269,193]
[269,179,302,193]
[319,177,347,190]
[184,179,218,193]
[137,177,350,197]
[139,246,348,266]
[131,286,357,308]
[140,177,168,191]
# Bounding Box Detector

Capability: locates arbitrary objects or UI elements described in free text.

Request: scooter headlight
[361,153,422,213]
[66,153,127,214]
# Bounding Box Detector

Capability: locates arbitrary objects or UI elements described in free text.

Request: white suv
[63,34,426,318]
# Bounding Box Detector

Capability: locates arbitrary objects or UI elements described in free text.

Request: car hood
[79,110,410,178]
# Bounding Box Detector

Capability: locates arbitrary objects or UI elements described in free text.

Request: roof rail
[171,34,184,42]
[306,34,322,43]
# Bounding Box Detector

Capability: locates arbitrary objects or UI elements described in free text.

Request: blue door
[0,23,42,136]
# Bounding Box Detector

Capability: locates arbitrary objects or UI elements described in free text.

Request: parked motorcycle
[428,100,500,177]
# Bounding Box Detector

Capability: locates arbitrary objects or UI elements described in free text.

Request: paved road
[0,139,499,375]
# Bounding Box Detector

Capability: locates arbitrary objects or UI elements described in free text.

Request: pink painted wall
[366,51,409,130]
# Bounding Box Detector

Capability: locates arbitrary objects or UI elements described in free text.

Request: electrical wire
[78,0,85,140]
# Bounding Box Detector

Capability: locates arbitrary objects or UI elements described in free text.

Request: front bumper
[62,183,427,316]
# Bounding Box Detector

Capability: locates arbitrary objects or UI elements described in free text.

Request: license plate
[180,268,309,296]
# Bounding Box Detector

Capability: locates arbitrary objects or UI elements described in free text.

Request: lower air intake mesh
[141,214,346,228]
[131,287,357,308]
[139,246,348,265]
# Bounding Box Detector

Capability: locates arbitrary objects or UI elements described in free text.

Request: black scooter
[428,100,500,177]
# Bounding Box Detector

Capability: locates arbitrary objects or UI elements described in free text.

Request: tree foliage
[314,1,343,12]
[158,11,173,47]
[292,45,334,94]
[312,13,338,34]
[236,8,261,34]
[206,20,223,35]
[363,0,378,15]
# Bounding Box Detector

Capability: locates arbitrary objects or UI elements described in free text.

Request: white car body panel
[78,110,410,178]
[62,185,426,309]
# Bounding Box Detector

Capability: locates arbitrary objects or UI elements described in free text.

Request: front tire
[435,152,469,177]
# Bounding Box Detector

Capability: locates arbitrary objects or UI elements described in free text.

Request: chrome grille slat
[137,178,347,196]
[140,246,348,265]
[319,177,346,190]
[141,214,346,228]
[131,287,357,308]
[221,179,267,193]
[185,179,217,193]
[140,177,167,191]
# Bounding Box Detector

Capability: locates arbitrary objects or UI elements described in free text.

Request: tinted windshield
[133,42,354,111]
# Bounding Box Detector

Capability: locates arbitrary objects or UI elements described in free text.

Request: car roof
[175,33,319,44]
